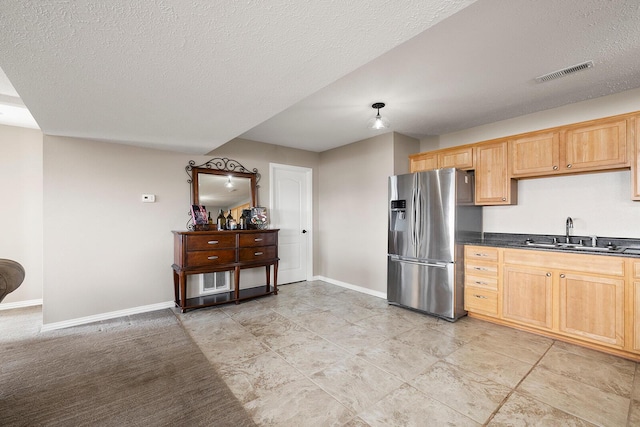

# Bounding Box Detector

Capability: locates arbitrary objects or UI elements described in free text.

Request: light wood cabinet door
[563,118,628,172]
[559,272,624,348]
[438,146,474,170]
[503,265,553,329]
[475,141,516,205]
[510,131,561,177]
[410,152,438,172]
[631,115,640,200]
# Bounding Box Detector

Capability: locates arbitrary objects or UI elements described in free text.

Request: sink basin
[524,242,558,248]
[524,242,618,252]
[561,245,614,252]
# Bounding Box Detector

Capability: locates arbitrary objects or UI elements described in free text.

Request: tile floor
[3,280,639,426]
[178,280,640,426]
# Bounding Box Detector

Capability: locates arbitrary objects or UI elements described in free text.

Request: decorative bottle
[216,209,226,230]
[226,210,236,230]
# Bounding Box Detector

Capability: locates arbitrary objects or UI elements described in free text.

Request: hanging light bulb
[367,102,390,130]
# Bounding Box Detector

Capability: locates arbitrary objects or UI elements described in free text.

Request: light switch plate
[142,194,156,203]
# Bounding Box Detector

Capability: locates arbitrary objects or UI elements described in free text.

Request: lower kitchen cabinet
[559,272,624,348]
[464,246,500,317]
[503,265,553,329]
[628,262,640,353]
[465,245,637,361]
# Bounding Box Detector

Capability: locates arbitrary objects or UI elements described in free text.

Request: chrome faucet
[565,217,573,243]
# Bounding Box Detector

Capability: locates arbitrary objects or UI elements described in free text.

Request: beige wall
[392,133,420,175]
[0,124,43,305]
[318,133,394,294]
[42,135,205,324]
[425,88,640,238]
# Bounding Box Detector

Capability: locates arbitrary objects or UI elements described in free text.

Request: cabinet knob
[474,281,487,285]
[566,164,572,168]
[502,198,506,201]
[207,240,219,244]
[207,256,219,260]
[254,238,263,242]
[560,273,566,278]
[473,294,488,299]
[254,252,264,256]
[546,272,551,277]
[553,166,559,170]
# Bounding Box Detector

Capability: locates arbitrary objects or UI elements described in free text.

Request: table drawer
[239,233,276,247]
[464,287,498,315]
[466,262,498,276]
[465,274,498,291]
[186,234,236,251]
[186,249,236,267]
[465,246,499,262]
[239,246,276,262]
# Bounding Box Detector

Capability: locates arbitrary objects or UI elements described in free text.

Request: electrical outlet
[142,194,156,203]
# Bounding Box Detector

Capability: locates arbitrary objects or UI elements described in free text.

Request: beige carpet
[0,309,256,427]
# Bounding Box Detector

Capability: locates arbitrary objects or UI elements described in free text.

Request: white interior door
[270,163,312,284]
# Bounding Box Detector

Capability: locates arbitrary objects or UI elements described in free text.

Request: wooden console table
[172,229,279,312]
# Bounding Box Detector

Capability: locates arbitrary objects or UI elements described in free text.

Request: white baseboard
[313,275,387,300]
[41,301,175,332]
[0,298,42,311]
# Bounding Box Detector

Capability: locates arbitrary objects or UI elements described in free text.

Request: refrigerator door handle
[389,257,448,269]
[411,188,420,248]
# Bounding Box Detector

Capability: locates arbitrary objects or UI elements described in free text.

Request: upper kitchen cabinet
[631,114,640,200]
[475,140,517,205]
[409,152,438,172]
[409,146,474,173]
[509,131,561,177]
[563,117,629,172]
[409,109,640,202]
[438,146,474,170]
[510,117,630,178]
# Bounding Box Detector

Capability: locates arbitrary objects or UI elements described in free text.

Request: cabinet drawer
[186,249,236,267]
[465,287,498,315]
[465,246,499,262]
[186,234,236,251]
[239,246,277,262]
[239,233,276,247]
[466,262,498,277]
[465,274,498,290]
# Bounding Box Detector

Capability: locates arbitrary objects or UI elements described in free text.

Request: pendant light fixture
[367,102,390,130]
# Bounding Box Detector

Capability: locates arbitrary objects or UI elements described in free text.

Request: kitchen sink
[523,241,620,253]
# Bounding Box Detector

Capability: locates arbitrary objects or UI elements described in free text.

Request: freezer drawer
[387,256,464,321]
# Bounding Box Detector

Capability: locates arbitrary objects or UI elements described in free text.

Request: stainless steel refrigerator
[387,168,482,321]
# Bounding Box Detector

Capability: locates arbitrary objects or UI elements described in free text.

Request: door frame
[269,163,313,281]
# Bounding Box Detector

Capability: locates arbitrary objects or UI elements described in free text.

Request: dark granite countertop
[464,232,640,258]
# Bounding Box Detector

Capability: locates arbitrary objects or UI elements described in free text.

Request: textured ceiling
[1,1,639,153]
[0,0,475,153]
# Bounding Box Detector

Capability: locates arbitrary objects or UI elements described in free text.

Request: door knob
[302,230,307,234]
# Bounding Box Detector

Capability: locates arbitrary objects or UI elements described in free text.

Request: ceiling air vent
[535,60,594,83]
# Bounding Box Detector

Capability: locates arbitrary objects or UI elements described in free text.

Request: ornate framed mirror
[186,158,259,226]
